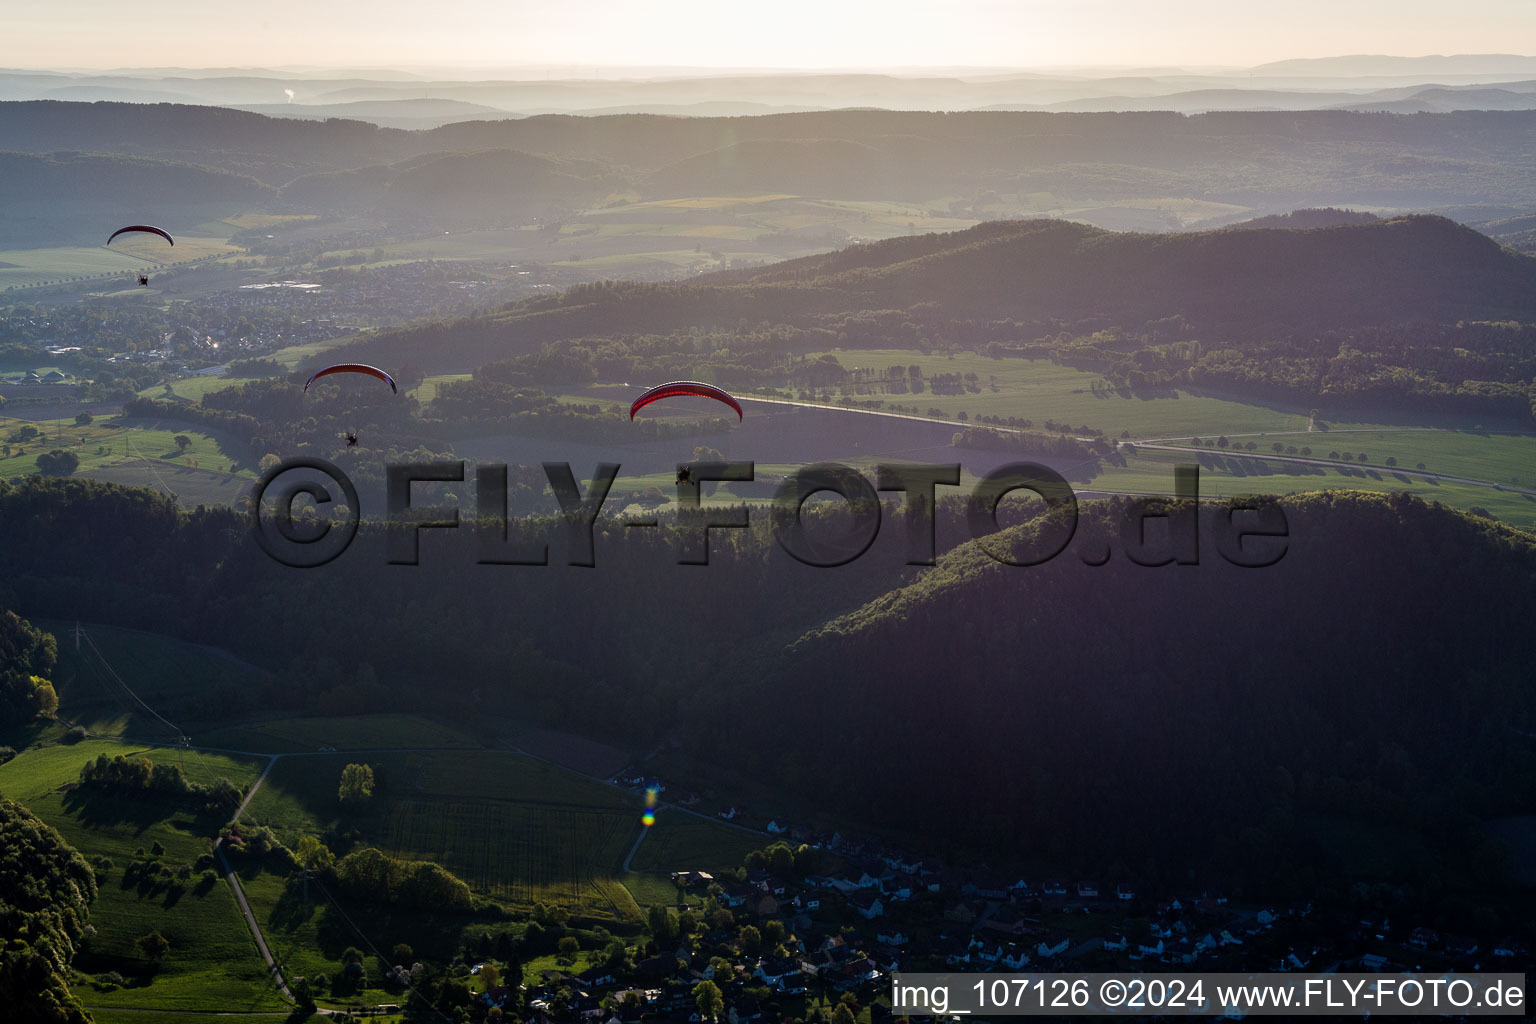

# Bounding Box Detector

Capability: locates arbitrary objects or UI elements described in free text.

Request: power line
[78,628,186,743]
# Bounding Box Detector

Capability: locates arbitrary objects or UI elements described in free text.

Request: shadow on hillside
[61,787,181,835]
[270,878,321,932]
[311,895,475,962]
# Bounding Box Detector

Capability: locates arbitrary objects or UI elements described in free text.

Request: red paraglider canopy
[106,225,175,246]
[630,381,743,421]
[304,363,398,394]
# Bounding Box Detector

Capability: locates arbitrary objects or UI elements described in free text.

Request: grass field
[139,374,258,402]
[217,213,321,231]
[266,336,358,370]
[196,714,483,755]
[41,619,269,741]
[1090,448,1536,528]
[0,237,244,290]
[1139,427,1536,490]
[0,737,281,1013]
[0,411,255,506]
[411,372,473,403]
[243,750,646,921]
[796,348,1316,437]
[627,811,763,875]
[0,412,253,476]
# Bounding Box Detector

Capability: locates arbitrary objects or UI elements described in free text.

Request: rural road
[212,755,297,1005]
[622,826,648,873]
[741,393,1536,498]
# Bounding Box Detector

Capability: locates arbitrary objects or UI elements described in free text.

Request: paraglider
[345,431,359,448]
[107,225,175,247]
[303,364,398,394]
[108,225,173,286]
[629,381,742,422]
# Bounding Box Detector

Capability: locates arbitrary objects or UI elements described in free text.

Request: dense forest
[0,797,97,1024]
[2,473,1534,927]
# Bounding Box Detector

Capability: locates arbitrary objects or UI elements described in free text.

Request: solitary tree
[338,763,375,807]
[74,412,93,426]
[295,835,335,873]
[173,435,192,453]
[694,980,724,1022]
[135,930,172,962]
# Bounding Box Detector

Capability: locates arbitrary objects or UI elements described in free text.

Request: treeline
[0,798,97,1024]
[1058,321,1536,420]
[77,754,242,815]
[122,397,262,448]
[0,610,59,722]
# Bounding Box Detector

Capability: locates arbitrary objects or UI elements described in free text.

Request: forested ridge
[5,102,1535,196]
[326,214,1536,422]
[0,798,97,1024]
[1,474,1534,918]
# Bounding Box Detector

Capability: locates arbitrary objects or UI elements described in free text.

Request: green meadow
[0,737,280,1013]
[0,237,243,290]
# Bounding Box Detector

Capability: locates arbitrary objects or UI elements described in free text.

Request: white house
[852,895,884,920]
[1036,937,1070,958]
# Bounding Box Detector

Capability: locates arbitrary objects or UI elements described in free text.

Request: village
[419,773,1531,1023]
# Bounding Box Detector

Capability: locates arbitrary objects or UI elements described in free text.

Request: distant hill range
[233,98,516,130]
[340,214,1536,369]
[3,102,1535,212]
[7,58,1536,118]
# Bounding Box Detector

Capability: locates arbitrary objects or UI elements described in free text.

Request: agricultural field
[0,737,279,1014]
[0,412,254,504]
[216,213,321,232]
[239,749,724,922]
[626,810,763,876]
[796,347,1317,437]
[1100,447,1536,528]
[0,236,244,290]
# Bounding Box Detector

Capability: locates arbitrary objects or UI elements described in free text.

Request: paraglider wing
[106,225,175,247]
[303,363,398,394]
[629,381,743,421]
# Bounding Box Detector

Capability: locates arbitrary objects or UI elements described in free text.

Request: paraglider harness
[137,273,149,286]
[345,431,359,448]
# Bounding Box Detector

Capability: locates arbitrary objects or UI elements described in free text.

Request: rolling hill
[335,213,1536,371]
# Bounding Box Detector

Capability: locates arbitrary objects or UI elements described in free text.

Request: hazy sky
[6,0,1535,70]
